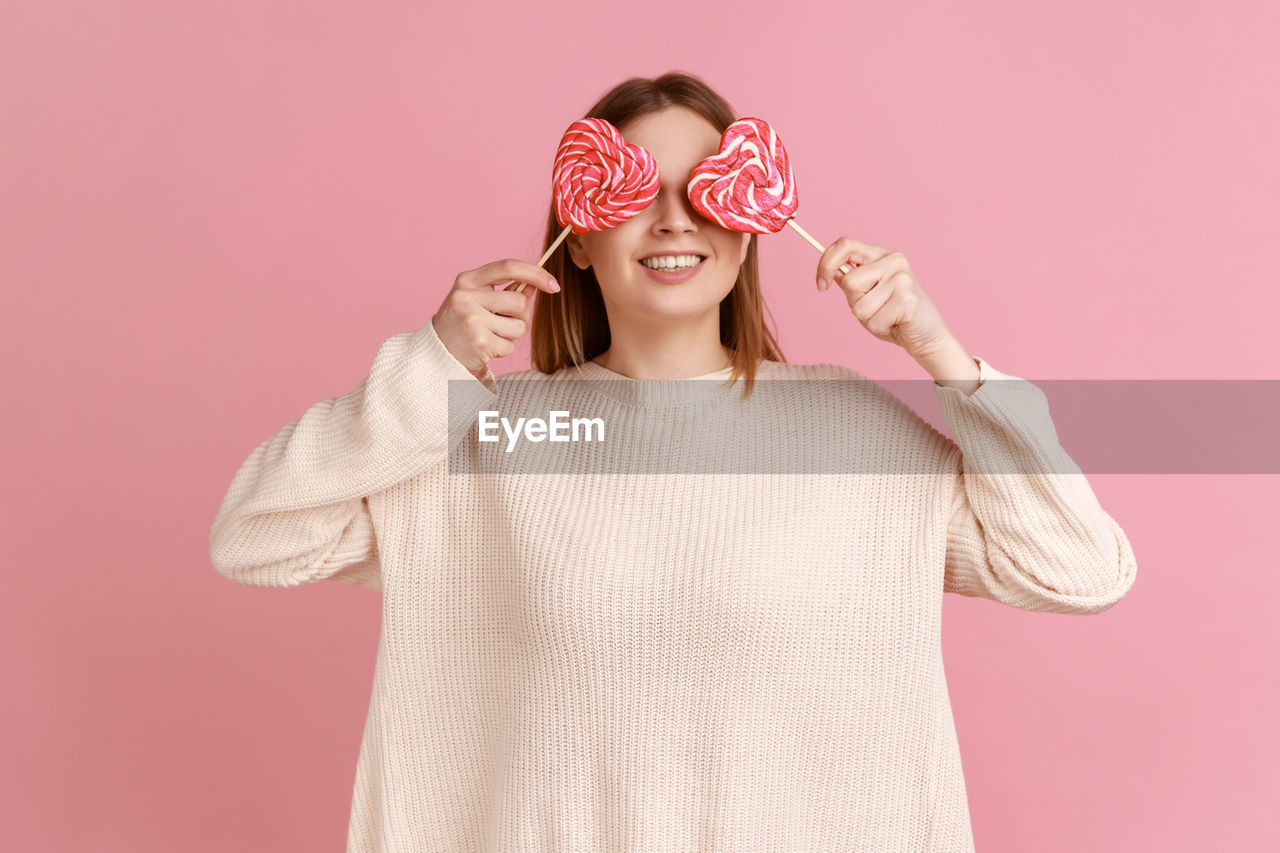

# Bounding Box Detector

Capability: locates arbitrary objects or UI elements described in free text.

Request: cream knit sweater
[209,318,1138,852]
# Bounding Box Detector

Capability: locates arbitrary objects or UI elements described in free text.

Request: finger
[494,258,559,294]
[817,237,889,289]
[499,287,534,326]
[846,267,896,323]
[457,259,560,294]
[866,288,913,341]
[844,238,889,259]
[485,312,528,342]
[830,252,899,301]
[496,282,536,318]
[474,288,532,320]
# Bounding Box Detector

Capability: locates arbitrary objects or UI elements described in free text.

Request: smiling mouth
[638,257,707,271]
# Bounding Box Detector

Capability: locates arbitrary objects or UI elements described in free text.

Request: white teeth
[640,254,705,270]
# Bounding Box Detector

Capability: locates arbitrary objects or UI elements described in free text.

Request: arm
[208,319,499,590]
[933,356,1138,615]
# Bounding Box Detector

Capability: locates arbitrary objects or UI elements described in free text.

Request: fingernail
[548,278,560,292]
[818,278,828,291]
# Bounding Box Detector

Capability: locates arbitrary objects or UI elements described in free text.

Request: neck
[594,343,733,380]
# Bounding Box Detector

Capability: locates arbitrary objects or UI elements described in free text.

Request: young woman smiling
[211,71,1138,853]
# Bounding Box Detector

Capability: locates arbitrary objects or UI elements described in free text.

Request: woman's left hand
[816,237,955,359]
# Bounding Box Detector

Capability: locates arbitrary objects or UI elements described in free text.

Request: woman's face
[566,106,751,323]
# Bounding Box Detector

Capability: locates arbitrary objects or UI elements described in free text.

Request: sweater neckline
[568,359,754,405]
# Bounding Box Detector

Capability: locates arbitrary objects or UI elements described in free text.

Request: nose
[649,185,699,234]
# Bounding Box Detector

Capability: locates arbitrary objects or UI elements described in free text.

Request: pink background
[3,0,1277,850]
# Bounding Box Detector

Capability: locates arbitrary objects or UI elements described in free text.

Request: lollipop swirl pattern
[552,118,660,234]
[688,117,799,234]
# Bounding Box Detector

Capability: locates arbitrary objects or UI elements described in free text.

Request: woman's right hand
[431,259,560,378]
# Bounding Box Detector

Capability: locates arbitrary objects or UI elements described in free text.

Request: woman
[210,72,1137,853]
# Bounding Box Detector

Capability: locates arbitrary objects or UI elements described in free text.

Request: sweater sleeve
[208,319,499,591]
[934,356,1138,615]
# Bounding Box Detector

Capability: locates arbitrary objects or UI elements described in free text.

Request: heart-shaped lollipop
[513,118,660,294]
[689,116,857,279]
[688,117,798,233]
[553,118,660,233]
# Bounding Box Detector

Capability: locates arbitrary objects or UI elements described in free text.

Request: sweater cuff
[395,319,500,454]
[931,355,986,396]
[409,318,499,396]
[932,356,1076,476]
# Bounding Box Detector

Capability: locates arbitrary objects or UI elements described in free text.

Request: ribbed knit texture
[209,319,1138,853]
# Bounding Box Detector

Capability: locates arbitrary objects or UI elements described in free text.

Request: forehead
[619,107,722,185]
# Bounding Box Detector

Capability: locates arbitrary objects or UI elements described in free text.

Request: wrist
[913,337,981,394]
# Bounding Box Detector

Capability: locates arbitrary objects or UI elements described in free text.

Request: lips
[637,257,706,271]
[638,257,706,283]
[637,251,708,261]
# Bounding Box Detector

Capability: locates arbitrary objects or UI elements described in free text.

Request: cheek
[712,235,748,268]
[595,231,639,269]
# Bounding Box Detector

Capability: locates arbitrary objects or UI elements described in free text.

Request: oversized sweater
[209,318,1138,853]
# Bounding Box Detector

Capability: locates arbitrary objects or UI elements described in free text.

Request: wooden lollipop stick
[786,219,855,276]
[511,223,573,294]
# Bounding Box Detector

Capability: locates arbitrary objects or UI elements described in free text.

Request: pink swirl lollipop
[688,117,798,233]
[689,116,856,279]
[553,118,660,233]
[513,118,659,294]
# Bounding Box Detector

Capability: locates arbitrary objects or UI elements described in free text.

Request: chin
[632,289,726,318]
